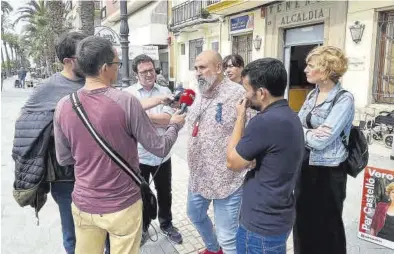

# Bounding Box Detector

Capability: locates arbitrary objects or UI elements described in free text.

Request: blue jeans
[51,182,76,254]
[236,225,290,254]
[187,188,242,254]
[51,182,111,254]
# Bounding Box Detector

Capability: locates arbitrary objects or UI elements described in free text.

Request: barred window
[189,38,203,70]
[373,11,394,104]
[212,41,219,52]
[232,34,253,65]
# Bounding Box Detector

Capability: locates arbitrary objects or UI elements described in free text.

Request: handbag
[69,92,157,229]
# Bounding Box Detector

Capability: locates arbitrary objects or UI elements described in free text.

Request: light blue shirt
[124,83,174,166]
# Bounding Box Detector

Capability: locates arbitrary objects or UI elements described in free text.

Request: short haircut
[241,58,287,97]
[223,54,245,69]
[55,32,88,63]
[132,54,155,73]
[76,36,115,77]
[306,46,348,83]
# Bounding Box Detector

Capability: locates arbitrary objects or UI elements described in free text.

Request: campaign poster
[358,166,394,249]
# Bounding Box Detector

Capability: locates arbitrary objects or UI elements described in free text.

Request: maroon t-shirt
[54,87,180,214]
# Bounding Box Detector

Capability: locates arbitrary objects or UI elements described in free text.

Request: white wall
[342,9,375,109]
[343,1,394,110]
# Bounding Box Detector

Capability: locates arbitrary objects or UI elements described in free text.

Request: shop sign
[230,13,254,32]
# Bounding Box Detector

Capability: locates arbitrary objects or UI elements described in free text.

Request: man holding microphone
[125,54,183,245]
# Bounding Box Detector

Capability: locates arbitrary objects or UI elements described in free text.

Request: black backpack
[332,90,369,177]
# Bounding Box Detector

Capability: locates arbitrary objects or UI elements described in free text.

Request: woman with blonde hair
[371,182,394,241]
[294,46,355,254]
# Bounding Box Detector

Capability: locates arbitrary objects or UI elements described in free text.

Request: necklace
[192,96,216,137]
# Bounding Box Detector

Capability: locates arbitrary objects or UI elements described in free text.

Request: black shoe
[140,230,149,247]
[160,225,183,244]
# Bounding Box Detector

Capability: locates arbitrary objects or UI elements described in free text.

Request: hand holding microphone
[178,89,196,114]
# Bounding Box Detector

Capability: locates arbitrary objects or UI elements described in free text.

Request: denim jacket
[298,83,355,167]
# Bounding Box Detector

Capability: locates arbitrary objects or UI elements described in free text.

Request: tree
[1,1,13,74]
[80,1,95,36]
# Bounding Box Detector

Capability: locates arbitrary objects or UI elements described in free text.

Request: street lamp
[253,35,262,50]
[349,21,365,44]
[119,0,130,87]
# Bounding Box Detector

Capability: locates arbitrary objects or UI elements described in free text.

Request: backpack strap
[332,89,350,149]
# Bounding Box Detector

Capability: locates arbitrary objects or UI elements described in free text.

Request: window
[181,43,185,55]
[189,38,203,70]
[373,11,394,104]
[101,6,107,20]
[232,34,253,65]
[212,41,219,52]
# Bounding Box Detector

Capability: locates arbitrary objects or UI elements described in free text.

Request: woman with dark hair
[371,182,394,241]
[223,54,244,84]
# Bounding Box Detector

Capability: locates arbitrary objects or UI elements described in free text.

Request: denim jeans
[236,225,290,254]
[51,182,76,254]
[187,188,242,254]
[51,182,111,254]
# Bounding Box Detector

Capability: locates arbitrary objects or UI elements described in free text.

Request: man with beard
[186,50,252,254]
[226,58,304,254]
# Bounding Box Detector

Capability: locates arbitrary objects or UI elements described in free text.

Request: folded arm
[305,94,354,150]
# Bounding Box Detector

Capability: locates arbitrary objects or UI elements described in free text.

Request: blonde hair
[386,182,394,196]
[306,46,348,83]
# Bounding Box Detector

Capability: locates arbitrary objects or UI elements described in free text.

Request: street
[1,76,394,254]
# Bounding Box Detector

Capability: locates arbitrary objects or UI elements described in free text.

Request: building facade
[100,0,170,82]
[343,1,394,112]
[169,0,394,112]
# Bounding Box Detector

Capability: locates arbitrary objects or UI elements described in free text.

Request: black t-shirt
[236,99,304,236]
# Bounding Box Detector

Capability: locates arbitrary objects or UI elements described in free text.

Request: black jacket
[12,111,53,212]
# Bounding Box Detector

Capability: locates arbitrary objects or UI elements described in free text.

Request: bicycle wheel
[384,135,393,148]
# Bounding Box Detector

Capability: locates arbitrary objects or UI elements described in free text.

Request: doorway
[284,24,324,112]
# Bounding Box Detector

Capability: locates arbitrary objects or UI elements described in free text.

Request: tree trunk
[80,1,95,36]
[3,41,11,74]
[10,46,14,61]
[1,47,4,68]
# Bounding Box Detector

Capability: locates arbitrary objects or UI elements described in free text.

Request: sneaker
[160,225,183,244]
[198,249,224,254]
[140,230,149,247]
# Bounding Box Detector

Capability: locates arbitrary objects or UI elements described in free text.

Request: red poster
[358,166,394,249]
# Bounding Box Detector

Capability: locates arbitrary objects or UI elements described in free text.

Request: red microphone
[179,89,196,114]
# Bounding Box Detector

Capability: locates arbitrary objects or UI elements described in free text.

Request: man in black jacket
[13,32,88,254]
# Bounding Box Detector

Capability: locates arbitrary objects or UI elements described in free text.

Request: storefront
[264,0,348,112]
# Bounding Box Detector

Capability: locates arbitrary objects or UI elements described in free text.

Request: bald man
[185,50,251,254]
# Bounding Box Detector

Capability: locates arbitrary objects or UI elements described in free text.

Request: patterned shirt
[124,83,174,166]
[186,78,249,199]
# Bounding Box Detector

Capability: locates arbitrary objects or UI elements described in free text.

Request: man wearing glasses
[125,54,183,245]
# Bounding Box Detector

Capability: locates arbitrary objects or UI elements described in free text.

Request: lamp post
[119,0,130,87]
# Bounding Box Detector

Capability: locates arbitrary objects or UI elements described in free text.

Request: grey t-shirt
[23,72,85,112]
[236,100,304,236]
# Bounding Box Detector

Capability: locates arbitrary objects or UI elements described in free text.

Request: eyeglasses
[138,69,155,77]
[107,61,123,69]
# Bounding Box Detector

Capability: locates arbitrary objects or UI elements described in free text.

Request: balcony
[172,0,219,27]
[206,0,279,15]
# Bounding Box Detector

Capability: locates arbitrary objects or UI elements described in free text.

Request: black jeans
[140,159,173,230]
[293,161,347,254]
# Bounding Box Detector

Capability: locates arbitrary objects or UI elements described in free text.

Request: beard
[197,75,217,93]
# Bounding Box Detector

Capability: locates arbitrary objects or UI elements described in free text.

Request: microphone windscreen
[179,89,196,106]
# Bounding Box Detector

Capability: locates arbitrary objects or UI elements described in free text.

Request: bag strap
[69,92,143,186]
[332,90,349,150]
